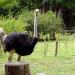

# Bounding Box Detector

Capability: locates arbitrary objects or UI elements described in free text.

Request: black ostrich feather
[4,32,38,56]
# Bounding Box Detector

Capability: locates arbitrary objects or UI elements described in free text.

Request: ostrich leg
[17,55,21,61]
[8,50,15,62]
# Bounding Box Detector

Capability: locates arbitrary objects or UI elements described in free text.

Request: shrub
[0,15,25,34]
[38,11,63,40]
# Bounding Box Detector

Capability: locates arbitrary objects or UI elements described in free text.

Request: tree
[38,11,63,40]
[0,0,19,16]
[50,0,75,29]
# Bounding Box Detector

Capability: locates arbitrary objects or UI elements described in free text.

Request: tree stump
[5,61,31,75]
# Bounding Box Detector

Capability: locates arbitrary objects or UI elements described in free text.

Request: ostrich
[3,32,38,61]
[1,9,39,62]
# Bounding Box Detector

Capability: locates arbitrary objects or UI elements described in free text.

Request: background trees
[0,0,74,40]
[0,0,74,29]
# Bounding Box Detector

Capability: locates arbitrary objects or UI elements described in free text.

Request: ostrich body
[3,32,38,61]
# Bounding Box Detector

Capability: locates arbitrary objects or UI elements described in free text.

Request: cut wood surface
[5,61,31,75]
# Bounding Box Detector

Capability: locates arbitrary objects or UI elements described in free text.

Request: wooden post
[55,41,58,57]
[5,61,31,75]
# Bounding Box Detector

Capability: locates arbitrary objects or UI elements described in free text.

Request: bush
[38,11,63,40]
[0,15,25,34]
[38,11,63,34]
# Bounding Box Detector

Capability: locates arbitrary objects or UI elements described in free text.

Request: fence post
[55,41,58,57]
[5,61,31,75]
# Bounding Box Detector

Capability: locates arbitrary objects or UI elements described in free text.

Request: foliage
[18,10,34,34]
[19,0,44,9]
[49,0,75,9]
[0,15,25,34]
[0,0,74,30]
[0,0,74,35]
[18,10,63,36]
[0,0,19,16]
[0,0,18,9]
[62,0,75,9]
[38,11,63,35]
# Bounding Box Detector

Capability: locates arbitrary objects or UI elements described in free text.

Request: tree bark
[5,61,31,75]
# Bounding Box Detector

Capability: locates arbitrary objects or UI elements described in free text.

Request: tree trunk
[50,31,56,41]
[5,61,31,75]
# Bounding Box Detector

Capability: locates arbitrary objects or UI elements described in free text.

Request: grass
[0,38,75,75]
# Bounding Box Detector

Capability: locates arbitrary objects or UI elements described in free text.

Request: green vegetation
[0,16,25,33]
[0,10,63,41]
[0,0,74,29]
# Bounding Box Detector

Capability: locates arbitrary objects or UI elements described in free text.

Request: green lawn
[0,40,75,75]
